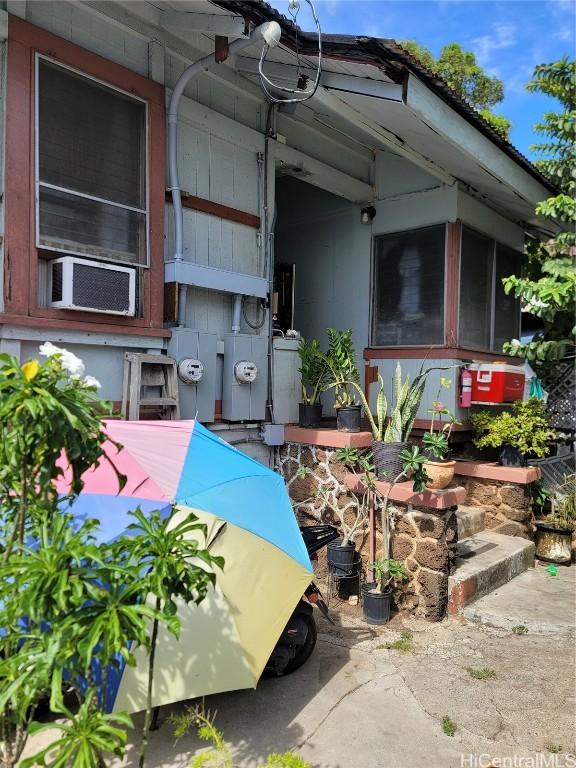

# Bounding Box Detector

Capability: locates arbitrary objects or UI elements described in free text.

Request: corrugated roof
[213,0,558,195]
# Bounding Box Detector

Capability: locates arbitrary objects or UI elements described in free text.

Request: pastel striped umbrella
[56,420,312,714]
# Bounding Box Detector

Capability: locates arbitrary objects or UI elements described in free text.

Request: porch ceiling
[236,49,555,231]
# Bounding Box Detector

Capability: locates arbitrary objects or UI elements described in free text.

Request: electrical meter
[177,358,205,384]
[234,360,259,384]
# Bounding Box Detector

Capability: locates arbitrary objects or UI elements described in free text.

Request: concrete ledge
[454,460,540,484]
[345,474,467,509]
[448,531,535,614]
[284,426,372,448]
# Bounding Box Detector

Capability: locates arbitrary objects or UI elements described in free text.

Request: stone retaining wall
[277,442,457,621]
[459,477,532,538]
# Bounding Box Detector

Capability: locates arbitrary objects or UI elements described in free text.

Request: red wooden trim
[446,221,461,347]
[363,346,522,363]
[166,190,261,229]
[5,16,166,331]
[0,313,171,338]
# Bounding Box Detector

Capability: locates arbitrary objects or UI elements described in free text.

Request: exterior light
[360,206,376,225]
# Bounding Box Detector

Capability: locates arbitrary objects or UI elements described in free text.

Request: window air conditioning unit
[48,257,136,316]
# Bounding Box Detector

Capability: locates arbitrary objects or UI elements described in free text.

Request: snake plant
[327,361,453,442]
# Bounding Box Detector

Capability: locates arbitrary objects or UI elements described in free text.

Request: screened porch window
[371,225,446,346]
[459,227,521,352]
[36,57,147,265]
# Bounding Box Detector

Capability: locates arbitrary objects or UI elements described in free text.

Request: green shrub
[470,398,556,457]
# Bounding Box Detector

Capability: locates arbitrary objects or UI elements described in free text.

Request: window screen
[37,58,147,265]
[493,245,521,351]
[371,225,446,346]
[459,228,493,349]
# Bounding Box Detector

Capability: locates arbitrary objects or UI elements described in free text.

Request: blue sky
[268,0,575,159]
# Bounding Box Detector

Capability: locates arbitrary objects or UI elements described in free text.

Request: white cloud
[472,22,517,66]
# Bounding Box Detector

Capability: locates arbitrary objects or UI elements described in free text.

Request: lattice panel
[540,355,575,431]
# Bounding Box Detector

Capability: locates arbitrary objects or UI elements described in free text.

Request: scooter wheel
[282,613,317,675]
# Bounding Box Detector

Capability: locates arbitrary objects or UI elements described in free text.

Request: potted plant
[297,337,328,428]
[534,475,575,565]
[470,398,557,467]
[361,446,429,624]
[422,377,460,490]
[324,447,373,574]
[362,558,409,624]
[325,328,362,433]
[327,361,448,481]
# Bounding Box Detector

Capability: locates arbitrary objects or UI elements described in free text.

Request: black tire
[282,612,317,675]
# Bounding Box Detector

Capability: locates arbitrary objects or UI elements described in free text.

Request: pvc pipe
[231,294,242,334]
[168,22,281,327]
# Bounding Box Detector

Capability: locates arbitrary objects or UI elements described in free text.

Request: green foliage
[423,378,459,460]
[399,446,430,493]
[400,40,510,136]
[467,667,497,680]
[422,431,449,460]
[0,349,114,559]
[545,743,564,754]
[531,479,552,513]
[0,349,220,768]
[441,716,457,737]
[381,630,414,653]
[324,328,360,408]
[546,474,576,532]
[503,57,576,364]
[470,398,556,457]
[20,694,132,768]
[297,338,328,405]
[171,706,312,768]
[479,110,513,138]
[117,508,224,768]
[312,446,373,546]
[371,558,408,593]
[511,625,529,635]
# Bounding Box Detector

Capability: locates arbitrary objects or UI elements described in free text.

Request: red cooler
[469,363,525,404]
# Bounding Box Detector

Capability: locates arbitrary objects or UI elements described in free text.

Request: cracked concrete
[21,612,576,768]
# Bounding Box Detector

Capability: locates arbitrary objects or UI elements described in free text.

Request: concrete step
[462,564,575,638]
[448,531,535,614]
[456,505,486,539]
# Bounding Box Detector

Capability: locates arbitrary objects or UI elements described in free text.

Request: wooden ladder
[121,353,180,420]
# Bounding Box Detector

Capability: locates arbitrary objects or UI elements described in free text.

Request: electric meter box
[222,334,268,421]
[167,329,217,422]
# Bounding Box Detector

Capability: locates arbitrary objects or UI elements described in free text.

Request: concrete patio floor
[117,608,575,768]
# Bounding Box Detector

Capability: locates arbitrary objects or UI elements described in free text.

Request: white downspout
[167,21,282,327]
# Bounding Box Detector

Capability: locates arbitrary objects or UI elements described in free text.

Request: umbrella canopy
[56,420,312,714]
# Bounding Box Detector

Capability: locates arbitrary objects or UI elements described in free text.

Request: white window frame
[34,53,150,268]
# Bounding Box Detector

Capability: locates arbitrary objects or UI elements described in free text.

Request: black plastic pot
[299,403,322,428]
[499,444,527,467]
[336,405,362,433]
[337,571,361,600]
[372,441,410,481]
[327,540,357,576]
[361,582,392,625]
[534,522,573,565]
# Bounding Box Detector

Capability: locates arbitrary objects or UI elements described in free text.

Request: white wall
[275,176,370,365]
[457,190,525,251]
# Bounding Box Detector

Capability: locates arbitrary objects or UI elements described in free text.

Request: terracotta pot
[424,460,456,490]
